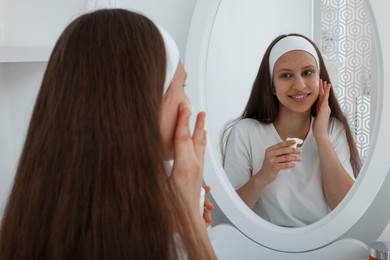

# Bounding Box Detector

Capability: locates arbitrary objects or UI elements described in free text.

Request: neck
[273,110,311,141]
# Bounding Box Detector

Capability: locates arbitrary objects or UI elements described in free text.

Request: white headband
[269,36,320,78]
[156,24,180,94]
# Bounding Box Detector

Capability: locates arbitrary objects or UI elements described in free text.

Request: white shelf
[0,0,116,64]
[0,46,52,63]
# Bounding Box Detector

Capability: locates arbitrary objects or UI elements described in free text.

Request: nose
[292,76,306,91]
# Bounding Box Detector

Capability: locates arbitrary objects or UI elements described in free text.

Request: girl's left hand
[313,79,332,139]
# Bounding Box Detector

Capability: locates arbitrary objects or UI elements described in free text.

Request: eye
[280,73,291,79]
[303,70,313,76]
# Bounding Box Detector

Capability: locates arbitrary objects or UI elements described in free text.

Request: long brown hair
[221,33,361,177]
[0,9,211,260]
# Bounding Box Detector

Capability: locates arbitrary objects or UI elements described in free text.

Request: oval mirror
[185,0,390,252]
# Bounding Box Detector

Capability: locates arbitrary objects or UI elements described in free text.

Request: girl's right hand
[257,140,301,184]
[170,103,207,217]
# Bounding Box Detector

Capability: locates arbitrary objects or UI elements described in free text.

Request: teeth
[292,95,306,99]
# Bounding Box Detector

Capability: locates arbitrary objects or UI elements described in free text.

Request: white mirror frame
[185,0,390,252]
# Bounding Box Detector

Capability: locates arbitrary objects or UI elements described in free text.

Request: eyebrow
[302,65,317,70]
[276,65,317,73]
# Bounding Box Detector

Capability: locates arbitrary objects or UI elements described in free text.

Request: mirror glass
[205,0,376,226]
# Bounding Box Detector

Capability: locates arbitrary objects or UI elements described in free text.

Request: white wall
[0,63,46,214]
[116,0,197,57]
[0,65,12,208]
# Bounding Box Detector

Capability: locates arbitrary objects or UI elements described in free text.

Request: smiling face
[272,50,320,117]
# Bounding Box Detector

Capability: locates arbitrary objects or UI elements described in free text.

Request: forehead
[274,50,317,69]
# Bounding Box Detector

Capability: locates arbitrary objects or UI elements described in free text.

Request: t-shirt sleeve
[329,119,355,179]
[223,123,253,189]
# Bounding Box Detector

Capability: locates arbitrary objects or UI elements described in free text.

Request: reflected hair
[0,9,212,260]
[221,33,361,177]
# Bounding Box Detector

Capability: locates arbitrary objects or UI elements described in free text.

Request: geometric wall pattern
[320,0,373,161]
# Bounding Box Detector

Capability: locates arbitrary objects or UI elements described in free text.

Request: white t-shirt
[223,117,354,227]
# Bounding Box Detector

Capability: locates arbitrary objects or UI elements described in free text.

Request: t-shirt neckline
[270,116,314,150]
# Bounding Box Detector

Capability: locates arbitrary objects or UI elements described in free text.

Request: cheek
[183,95,191,111]
[312,86,320,101]
[159,100,178,159]
[271,83,276,95]
[161,91,191,156]
[176,90,191,114]
[315,78,320,88]
[272,81,286,96]
[310,78,320,92]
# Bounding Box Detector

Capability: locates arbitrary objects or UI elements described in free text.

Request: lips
[289,93,311,102]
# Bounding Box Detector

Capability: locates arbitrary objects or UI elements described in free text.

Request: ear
[271,85,276,95]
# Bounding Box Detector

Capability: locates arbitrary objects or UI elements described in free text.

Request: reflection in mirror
[205,0,375,227]
[222,34,359,227]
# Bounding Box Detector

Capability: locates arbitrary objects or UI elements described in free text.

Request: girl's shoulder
[234,118,269,131]
[328,117,345,133]
[328,117,349,144]
[228,118,270,141]
[228,118,272,146]
[230,118,271,138]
